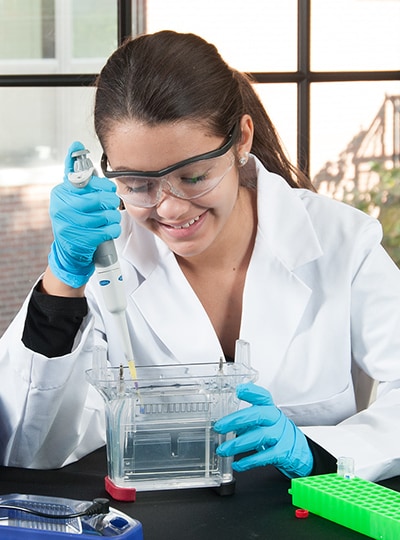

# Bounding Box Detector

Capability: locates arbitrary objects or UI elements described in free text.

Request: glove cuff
[48,245,94,288]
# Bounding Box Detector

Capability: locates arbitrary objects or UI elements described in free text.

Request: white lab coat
[1,156,400,481]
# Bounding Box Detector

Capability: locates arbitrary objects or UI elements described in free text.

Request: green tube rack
[289,473,400,540]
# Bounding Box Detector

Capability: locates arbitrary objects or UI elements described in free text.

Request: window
[0,0,399,335]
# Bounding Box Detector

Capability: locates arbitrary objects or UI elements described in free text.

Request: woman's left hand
[214,383,314,478]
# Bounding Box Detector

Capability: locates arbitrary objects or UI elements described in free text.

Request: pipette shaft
[69,149,138,381]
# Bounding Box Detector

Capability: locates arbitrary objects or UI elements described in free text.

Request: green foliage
[343,164,400,267]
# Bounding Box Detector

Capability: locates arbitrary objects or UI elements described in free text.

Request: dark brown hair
[94,30,314,190]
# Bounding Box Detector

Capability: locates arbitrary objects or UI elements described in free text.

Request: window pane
[0,87,103,336]
[311,0,400,71]
[0,0,55,60]
[0,0,117,74]
[310,81,400,191]
[0,87,101,181]
[72,0,117,59]
[254,84,297,165]
[146,0,298,72]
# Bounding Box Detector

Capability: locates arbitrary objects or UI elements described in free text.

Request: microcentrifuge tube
[337,456,355,479]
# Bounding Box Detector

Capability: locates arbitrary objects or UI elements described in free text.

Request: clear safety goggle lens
[114,153,234,208]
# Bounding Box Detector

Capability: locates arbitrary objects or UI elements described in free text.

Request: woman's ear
[237,114,254,157]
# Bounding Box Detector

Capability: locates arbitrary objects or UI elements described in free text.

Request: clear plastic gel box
[86,340,258,500]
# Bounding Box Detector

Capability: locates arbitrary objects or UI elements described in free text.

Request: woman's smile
[163,215,201,230]
[155,211,206,240]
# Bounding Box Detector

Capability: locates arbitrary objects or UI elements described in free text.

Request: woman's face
[104,120,245,259]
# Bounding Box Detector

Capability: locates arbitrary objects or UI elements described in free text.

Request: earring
[239,152,249,167]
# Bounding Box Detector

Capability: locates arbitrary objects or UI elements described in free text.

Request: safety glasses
[101,124,238,208]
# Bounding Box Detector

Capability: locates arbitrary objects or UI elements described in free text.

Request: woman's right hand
[47,141,121,290]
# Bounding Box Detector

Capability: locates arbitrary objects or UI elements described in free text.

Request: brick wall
[0,183,54,337]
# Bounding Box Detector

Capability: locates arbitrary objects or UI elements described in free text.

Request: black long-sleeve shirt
[22,282,88,358]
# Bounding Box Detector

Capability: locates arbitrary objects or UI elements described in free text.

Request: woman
[1,31,400,481]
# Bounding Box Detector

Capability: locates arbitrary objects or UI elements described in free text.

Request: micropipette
[68,149,138,381]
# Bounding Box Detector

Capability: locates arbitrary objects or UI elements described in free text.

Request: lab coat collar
[253,155,322,270]
[238,156,323,381]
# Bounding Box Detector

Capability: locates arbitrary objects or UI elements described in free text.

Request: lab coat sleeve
[303,388,400,481]
[0,290,106,469]
[302,233,400,482]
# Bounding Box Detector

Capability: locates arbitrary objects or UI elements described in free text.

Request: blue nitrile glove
[48,141,121,288]
[214,383,313,478]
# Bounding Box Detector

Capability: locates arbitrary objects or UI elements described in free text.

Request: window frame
[0,0,399,178]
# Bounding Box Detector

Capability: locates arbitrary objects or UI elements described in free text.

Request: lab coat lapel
[240,163,323,382]
[129,238,222,362]
[241,243,313,383]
